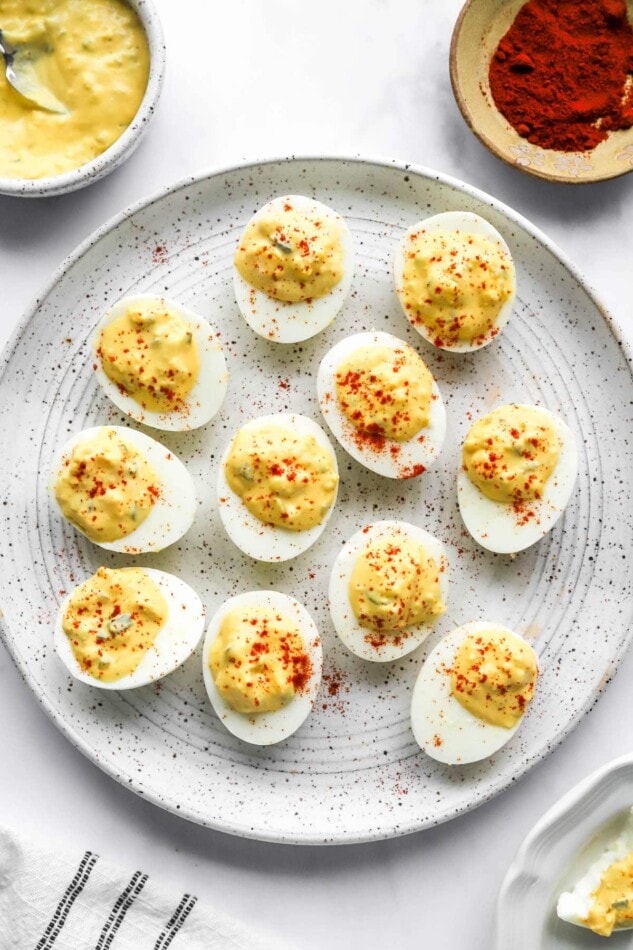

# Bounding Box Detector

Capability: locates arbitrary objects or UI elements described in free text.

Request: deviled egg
[394,211,516,351]
[55,566,205,689]
[457,404,578,554]
[317,330,446,478]
[92,294,228,431]
[233,194,354,343]
[558,808,633,937]
[329,520,449,662]
[202,590,322,745]
[217,413,339,562]
[411,621,539,764]
[51,425,196,553]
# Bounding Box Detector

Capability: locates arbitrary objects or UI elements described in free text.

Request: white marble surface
[1,1,632,947]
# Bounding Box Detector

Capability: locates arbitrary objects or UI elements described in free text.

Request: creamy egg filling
[224,424,338,531]
[450,628,538,728]
[399,229,513,346]
[349,534,445,633]
[463,405,561,506]
[54,428,160,542]
[98,300,200,414]
[209,606,311,714]
[583,853,633,936]
[0,0,150,179]
[335,343,433,442]
[234,202,343,302]
[62,566,167,682]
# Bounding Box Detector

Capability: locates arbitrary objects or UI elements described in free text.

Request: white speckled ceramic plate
[1,157,632,844]
[496,754,633,948]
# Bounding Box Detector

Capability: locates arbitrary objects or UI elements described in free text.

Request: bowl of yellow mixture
[0,0,165,197]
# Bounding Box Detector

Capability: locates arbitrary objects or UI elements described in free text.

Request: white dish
[0,157,632,843]
[0,0,166,198]
[496,754,633,948]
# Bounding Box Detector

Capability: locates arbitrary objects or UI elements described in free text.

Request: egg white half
[50,425,197,553]
[410,621,537,765]
[457,405,578,555]
[557,808,633,933]
[329,520,450,662]
[233,195,354,344]
[216,413,339,562]
[202,589,322,745]
[393,211,516,352]
[92,294,228,431]
[55,567,205,689]
[317,330,446,478]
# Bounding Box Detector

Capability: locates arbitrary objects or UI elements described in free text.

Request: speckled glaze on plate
[1,157,632,844]
[496,754,633,948]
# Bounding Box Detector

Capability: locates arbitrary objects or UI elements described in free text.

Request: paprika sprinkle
[489,0,633,152]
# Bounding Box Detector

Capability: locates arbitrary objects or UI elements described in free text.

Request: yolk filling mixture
[209,606,311,714]
[463,405,560,506]
[62,566,167,682]
[225,424,338,531]
[234,202,343,302]
[0,0,150,179]
[450,628,538,728]
[335,344,433,442]
[583,854,633,937]
[54,428,159,542]
[400,229,513,346]
[349,535,445,633]
[97,301,200,414]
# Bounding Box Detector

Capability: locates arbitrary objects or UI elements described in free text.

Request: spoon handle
[0,29,16,62]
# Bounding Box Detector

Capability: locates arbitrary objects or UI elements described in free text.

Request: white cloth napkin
[0,826,291,950]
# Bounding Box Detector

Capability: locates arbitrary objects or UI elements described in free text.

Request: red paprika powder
[488,0,633,152]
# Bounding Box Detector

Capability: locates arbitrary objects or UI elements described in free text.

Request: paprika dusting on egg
[209,606,312,714]
[488,0,633,152]
[335,343,433,445]
[450,627,538,729]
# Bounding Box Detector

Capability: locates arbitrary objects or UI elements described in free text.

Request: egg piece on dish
[394,211,516,351]
[55,566,205,689]
[329,520,449,662]
[217,413,339,562]
[92,294,228,431]
[457,403,578,554]
[317,330,446,478]
[557,808,633,937]
[202,590,322,745]
[233,194,354,343]
[410,621,539,765]
[51,425,196,553]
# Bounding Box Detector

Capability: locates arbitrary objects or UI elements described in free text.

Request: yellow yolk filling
[54,428,159,542]
[0,0,150,180]
[62,566,167,682]
[224,424,338,532]
[463,405,561,505]
[335,343,433,442]
[451,628,538,728]
[234,202,343,302]
[349,535,445,632]
[399,229,513,346]
[584,853,633,937]
[98,301,200,415]
[209,606,311,714]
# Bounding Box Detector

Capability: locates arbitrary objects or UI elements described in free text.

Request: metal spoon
[0,28,67,113]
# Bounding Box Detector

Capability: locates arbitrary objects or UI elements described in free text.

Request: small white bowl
[0,0,166,198]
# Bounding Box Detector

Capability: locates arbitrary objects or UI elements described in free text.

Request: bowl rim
[449,0,633,185]
[0,0,166,198]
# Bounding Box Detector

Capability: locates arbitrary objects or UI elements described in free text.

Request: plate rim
[1,154,632,845]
